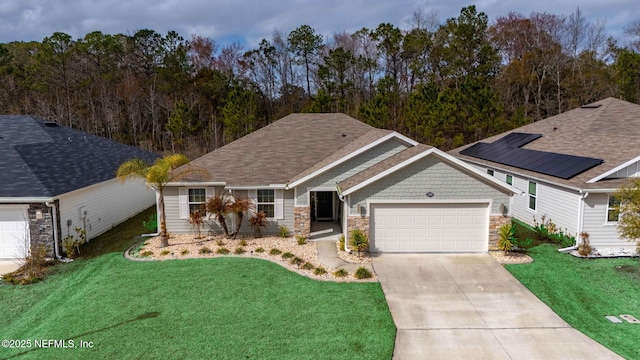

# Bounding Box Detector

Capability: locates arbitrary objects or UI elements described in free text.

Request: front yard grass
[0,208,395,359]
[506,244,640,359]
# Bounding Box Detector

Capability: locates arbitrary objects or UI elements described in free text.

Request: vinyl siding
[295,139,408,205]
[604,160,640,179]
[582,193,630,248]
[57,178,155,240]
[349,156,510,215]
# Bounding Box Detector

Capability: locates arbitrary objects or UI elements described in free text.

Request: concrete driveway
[0,259,22,276]
[373,254,622,359]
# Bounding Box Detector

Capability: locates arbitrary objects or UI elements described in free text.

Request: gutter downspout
[336,187,351,254]
[45,201,61,259]
[559,191,589,253]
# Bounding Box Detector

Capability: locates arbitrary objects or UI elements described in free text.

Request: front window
[607,195,620,223]
[188,188,206,214]
[487,169,494,176]
[257,189,275,218]
[528,181,537,211]
[506,174,513,185]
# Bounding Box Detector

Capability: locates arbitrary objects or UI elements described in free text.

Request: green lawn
[0,209,395,359]
[506,244,640,359]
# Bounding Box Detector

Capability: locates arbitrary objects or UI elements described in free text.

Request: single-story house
[450,97,640,249]
[0,115,158,259]
[164,113,519,253]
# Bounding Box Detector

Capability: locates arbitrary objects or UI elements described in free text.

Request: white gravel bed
[135,234,376,281]
[569,247,639,258]
[336,241,372,264]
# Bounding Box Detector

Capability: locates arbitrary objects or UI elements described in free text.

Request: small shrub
[314,267,327,275]
[199,247,213,254]
[302,262,315,270]
[189,209,205,239]
[334,268,349,277]
[249,211,268,238]
[216,247,230,255]
[498,224,515,254]
[355,267,373,279]
[578,231,592,256]
[290,257,304,266]
[296,235,308,245]
[234,247,245,255]
[279,225,290,238]
[160,250,171,256]
[269,248,282,255]
[215,239,226,246]
[533,215,576,247]
[349,229,368,256]
[142,213,158,233]
[281,252,294,259]
[339,235,345,251]
[180,248,189,256]
[140,250,154,257]
[239,239,247,246]
[255,247,265,253]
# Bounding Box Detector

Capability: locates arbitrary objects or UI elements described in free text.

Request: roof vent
[581,104,602,109]
[44,121,60,127]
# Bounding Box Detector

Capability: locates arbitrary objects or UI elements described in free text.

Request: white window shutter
[248,190,257,215]
[179,187,189,219]
[275,189,284,220]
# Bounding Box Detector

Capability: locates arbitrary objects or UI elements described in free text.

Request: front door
[315,192,333,221]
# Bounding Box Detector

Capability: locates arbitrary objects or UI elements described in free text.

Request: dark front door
[315,192,333,221]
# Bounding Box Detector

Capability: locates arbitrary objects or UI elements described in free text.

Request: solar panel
[460,133,603,179]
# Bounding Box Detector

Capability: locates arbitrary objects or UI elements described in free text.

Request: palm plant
[249,211,268,238]
[205,193,233,237]
[117,154,209,247]
[229,196,256,239]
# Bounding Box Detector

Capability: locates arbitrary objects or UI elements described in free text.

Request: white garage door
[370,203,489,253]
[0,206,30,259]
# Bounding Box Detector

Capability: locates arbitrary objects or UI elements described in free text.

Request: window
[257,189,275,218]
[607,195,621,222]
[487,169,494,176]
[188,188,206,214]
[506,174,513,185]
[528,181,537,210]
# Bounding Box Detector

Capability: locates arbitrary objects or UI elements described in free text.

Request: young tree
[116,154,209,247]
[613,177,640,249]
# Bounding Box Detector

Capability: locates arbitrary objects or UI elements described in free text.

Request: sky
[1,0,638,48]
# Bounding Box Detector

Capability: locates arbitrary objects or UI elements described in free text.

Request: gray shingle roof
[450,97,640,189]
[185,113,378,186]
[0,115,159,198]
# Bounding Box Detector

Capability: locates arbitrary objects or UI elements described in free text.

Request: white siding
[604,161,640,179]
[582,193,631,248]
[57,178,155,240]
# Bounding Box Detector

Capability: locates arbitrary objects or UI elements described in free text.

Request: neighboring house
[0,116,158,259]
[451,97,640,249]
[165,113,518,253]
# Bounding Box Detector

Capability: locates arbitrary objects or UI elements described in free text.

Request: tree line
[1,5,639,156]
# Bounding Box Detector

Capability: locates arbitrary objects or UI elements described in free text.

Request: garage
[370,202,489,253]
[0,206,29,259]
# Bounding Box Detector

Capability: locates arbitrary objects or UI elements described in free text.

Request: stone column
[293,206,310,237]
[489,215,511,251]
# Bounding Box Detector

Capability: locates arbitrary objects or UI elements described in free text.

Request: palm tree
[229,196,256,239]
[117,154,209,247]
[205,193,233,237]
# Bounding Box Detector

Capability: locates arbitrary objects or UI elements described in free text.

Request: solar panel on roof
[460,133,603,179]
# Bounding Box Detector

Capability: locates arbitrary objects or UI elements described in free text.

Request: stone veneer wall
[27,203,56,257]
[293,207,310,237]
[347,216,370,238]
[489,215,511,251]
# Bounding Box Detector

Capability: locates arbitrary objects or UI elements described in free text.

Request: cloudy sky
[1,0,638,48]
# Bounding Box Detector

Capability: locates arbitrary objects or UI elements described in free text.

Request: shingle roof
[0,116,159,198]
[185,113,378,186]
[450,98,640,189]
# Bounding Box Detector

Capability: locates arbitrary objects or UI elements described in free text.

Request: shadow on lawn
[1,312,160,359]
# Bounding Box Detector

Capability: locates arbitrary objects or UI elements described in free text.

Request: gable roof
[185,113,382,187]
[450,98,640,190]
[0,116,158,198]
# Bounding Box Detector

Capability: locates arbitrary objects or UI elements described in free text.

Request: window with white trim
[188,188,206,214]
[607,195,620,223]
[487,169,494,176]
[528,181,537,211]
[257,189,275,218]
[506,174,513,185]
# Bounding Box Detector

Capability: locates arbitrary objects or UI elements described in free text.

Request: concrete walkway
[373,254,622,360]
[311,221,374,273]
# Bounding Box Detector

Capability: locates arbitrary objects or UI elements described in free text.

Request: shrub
[160,250,171,256]
[249,211,268,238]
[140,250,154,257]
[497,224,515,254]
[239,239,247,246]
[302,262,315,270]
[199,247,213,254]
[255,247,265,253]
[279,225,290,238]
[296,235,308,245]
[189,209,205,239]
[234,247,245,255]
[333,268,349,277]
[355,267,373,279]
[269,248,282,255]
[349,229,368,256]
[180,248,189,256]
[314,267,327,275]
[215,239,226,246]
[339,235,345,251]
[142,213,158,233]
[578,231,592,256]
[290,257,304,266]
[216,247,230,255]
[532,215,576,247]
[281,252,294,259]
